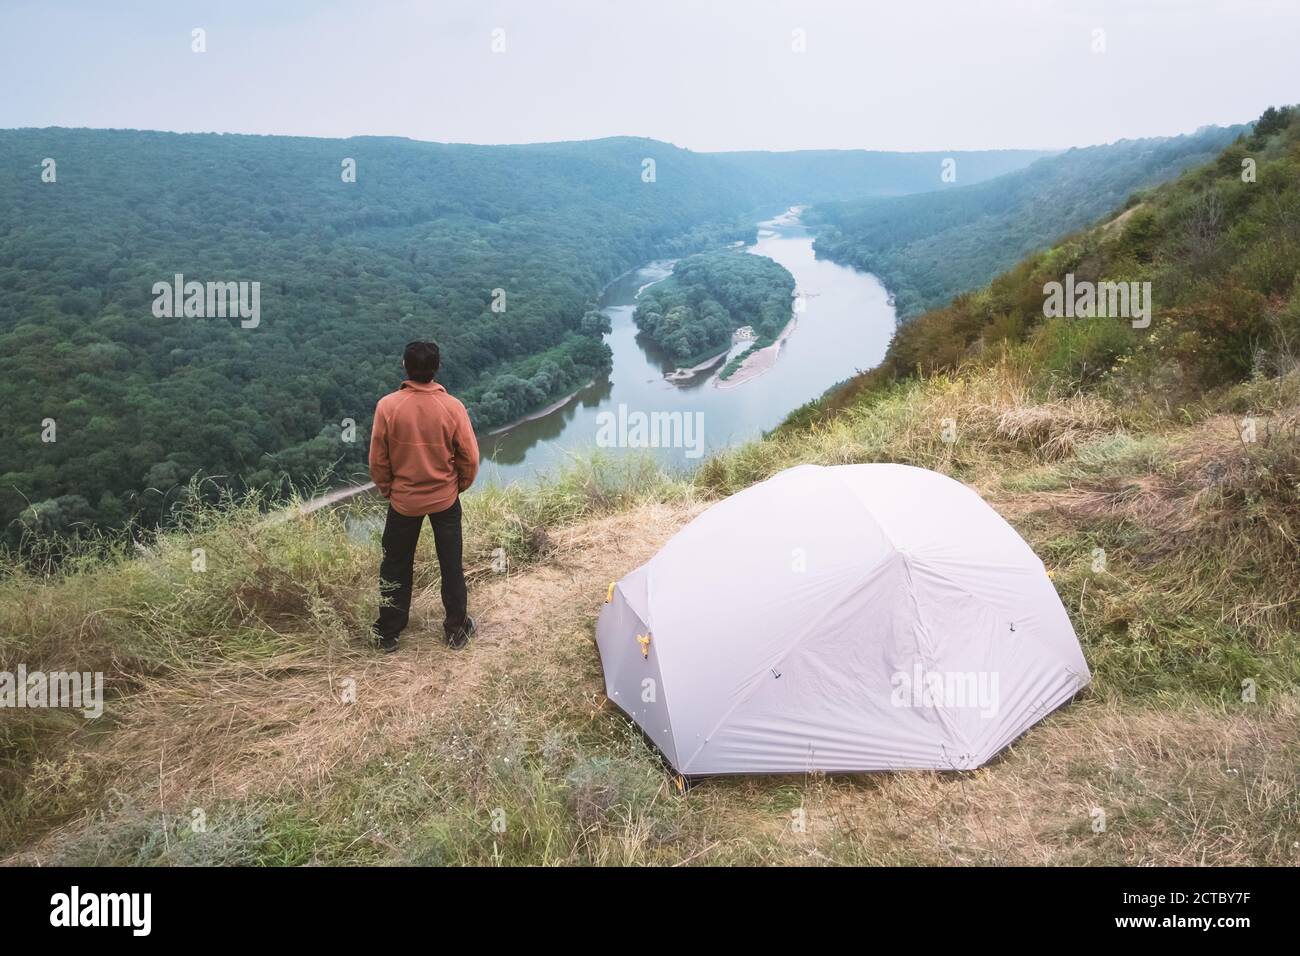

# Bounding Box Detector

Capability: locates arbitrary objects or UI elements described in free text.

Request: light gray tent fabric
[595,463,1090,775]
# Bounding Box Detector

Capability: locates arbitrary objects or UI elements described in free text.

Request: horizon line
[0,121,1251,156]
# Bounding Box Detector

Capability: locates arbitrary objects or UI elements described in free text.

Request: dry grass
[779,697,1299,866]
[133,501,699,801]
[4,367,1298,866]
[6,502,702,863]
[8,464,1298,864]
[994,398,1116,461]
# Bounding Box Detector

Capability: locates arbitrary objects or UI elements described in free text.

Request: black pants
[374,498,468,640]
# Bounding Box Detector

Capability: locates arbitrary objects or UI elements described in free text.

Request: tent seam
[897,551,976,766]
[675,566,892,773]
[832,468,982,764]
[903,553,1090,759]
[622,576,682,770]
[833,465,1048,766]
[826,464,900,553]
[676,467,900,773]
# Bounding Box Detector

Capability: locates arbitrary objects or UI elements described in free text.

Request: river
[477,207,897,483]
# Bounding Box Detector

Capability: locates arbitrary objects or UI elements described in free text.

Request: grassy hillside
[808,124,1246,319]
[2,108,1298,865]
[799,107,1298,414]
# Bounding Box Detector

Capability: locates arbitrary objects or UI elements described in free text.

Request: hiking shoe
[447,616,476,650]
[376,633,400,654]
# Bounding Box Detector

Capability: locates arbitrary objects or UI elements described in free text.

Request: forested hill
[709,148,1055,202]
[793,106,1298,425]
[807,124,1247,319]
[0,127,1048,539]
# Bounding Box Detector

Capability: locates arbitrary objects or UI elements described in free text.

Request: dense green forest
[632,251,796,366]
[807,124,1247,319]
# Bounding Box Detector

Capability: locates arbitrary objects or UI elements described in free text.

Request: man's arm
[369,403,393,497]
[453,404,480,493]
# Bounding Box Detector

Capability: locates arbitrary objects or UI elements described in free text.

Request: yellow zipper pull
[636,633,651,659]
[605,581,615,603]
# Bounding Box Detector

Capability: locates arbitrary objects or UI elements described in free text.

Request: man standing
[369,340,480,653]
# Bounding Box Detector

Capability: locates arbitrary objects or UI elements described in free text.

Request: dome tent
[596,463,1090,775]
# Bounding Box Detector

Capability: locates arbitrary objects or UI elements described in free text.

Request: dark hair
[403,340,441,382]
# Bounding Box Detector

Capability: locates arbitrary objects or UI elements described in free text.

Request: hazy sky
[1,0,1295,151]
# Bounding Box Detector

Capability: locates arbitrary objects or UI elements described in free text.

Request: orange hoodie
[369,380,480,516]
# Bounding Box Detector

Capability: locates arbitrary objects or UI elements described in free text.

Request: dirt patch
[1100,203,1146,238]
